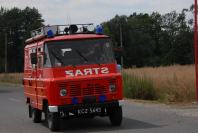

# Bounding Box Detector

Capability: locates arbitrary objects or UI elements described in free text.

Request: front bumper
[48,101,120,113]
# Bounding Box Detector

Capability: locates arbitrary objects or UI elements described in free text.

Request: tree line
[0,7,44,72]
[103,5,194,67]
[0,5,195,72]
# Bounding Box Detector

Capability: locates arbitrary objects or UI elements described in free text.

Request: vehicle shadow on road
[42,117,161,133]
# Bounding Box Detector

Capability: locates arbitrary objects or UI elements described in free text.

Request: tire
[46,110,60,131]
[32,107,42,123]
[28,105,32,118]
[109,106,123,126]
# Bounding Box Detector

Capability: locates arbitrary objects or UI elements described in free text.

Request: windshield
[44,39,115,67]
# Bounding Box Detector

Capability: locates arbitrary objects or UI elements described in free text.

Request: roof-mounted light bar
[30,23,94,38]
[31,25,58,38]
[25,23,103,44]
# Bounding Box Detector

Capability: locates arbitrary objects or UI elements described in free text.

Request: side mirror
[117,64,122,73]
[30,53,37,64]
[114,48,123,59]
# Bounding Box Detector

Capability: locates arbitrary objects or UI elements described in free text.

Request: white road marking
[9,98,23,103]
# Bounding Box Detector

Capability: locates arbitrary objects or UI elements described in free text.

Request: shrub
[123,72,156,100]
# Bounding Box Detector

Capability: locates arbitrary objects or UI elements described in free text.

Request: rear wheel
[109,106,122,126]
[28,105,32,118]
[31,106,42,123]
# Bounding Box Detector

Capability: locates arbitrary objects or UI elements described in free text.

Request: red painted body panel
[23,34,123,110]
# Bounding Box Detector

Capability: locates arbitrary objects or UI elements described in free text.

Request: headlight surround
[60,88,67,96]
[109,84,116,92]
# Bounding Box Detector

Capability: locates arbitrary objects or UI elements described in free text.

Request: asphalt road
[0,85,198,133]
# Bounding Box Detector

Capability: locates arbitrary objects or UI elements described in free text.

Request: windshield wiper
[75,49,88,63]
[51,49,65,65]
[75,49,102,66]
[96,60,101,66]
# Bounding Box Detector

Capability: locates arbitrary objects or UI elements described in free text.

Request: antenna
[68,14,72,25]
[66,11,72,25]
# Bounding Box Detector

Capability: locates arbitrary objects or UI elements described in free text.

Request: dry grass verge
[0,73,23,85]
[123,65,196,103]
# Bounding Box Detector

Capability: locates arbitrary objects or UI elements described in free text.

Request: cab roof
[25,34,109,44]
[44,34,109,42]
[25,34,109,48]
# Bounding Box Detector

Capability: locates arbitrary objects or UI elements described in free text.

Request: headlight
[109,84,116,92]
[60,88,67,96]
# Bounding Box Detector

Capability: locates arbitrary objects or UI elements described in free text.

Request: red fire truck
[23,24,123,131]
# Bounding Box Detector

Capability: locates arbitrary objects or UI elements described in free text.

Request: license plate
[77,107,102,115]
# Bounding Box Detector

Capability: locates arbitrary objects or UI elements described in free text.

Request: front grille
[58,78,117,97]
[59,82,67,88]
[82,84,94,95]
[108,79,116,85]
[68,80,109,97]
[70,83,81,96]
[94,84,107,94]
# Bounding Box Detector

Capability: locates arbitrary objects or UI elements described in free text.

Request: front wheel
[46,109,60,131]
[109,106,123,126]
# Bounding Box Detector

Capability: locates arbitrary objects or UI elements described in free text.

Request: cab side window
[43,44,52,67]
[30,48,37,69]
[37,46,44,68]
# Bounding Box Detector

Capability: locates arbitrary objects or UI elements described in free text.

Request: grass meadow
[0,73,23,85]
[0,65,196,103]
[123,65,196,103]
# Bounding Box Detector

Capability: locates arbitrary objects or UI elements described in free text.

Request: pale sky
[0,0,194,25]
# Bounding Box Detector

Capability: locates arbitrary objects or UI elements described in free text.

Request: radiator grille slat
[68,80,109,96]
[70,83,81,96]
[58,79,115,97]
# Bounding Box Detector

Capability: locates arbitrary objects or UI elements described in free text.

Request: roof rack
[25,23,104,44]
[30,23,94,38]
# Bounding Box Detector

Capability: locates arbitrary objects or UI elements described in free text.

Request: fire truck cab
[23,24,123,131]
